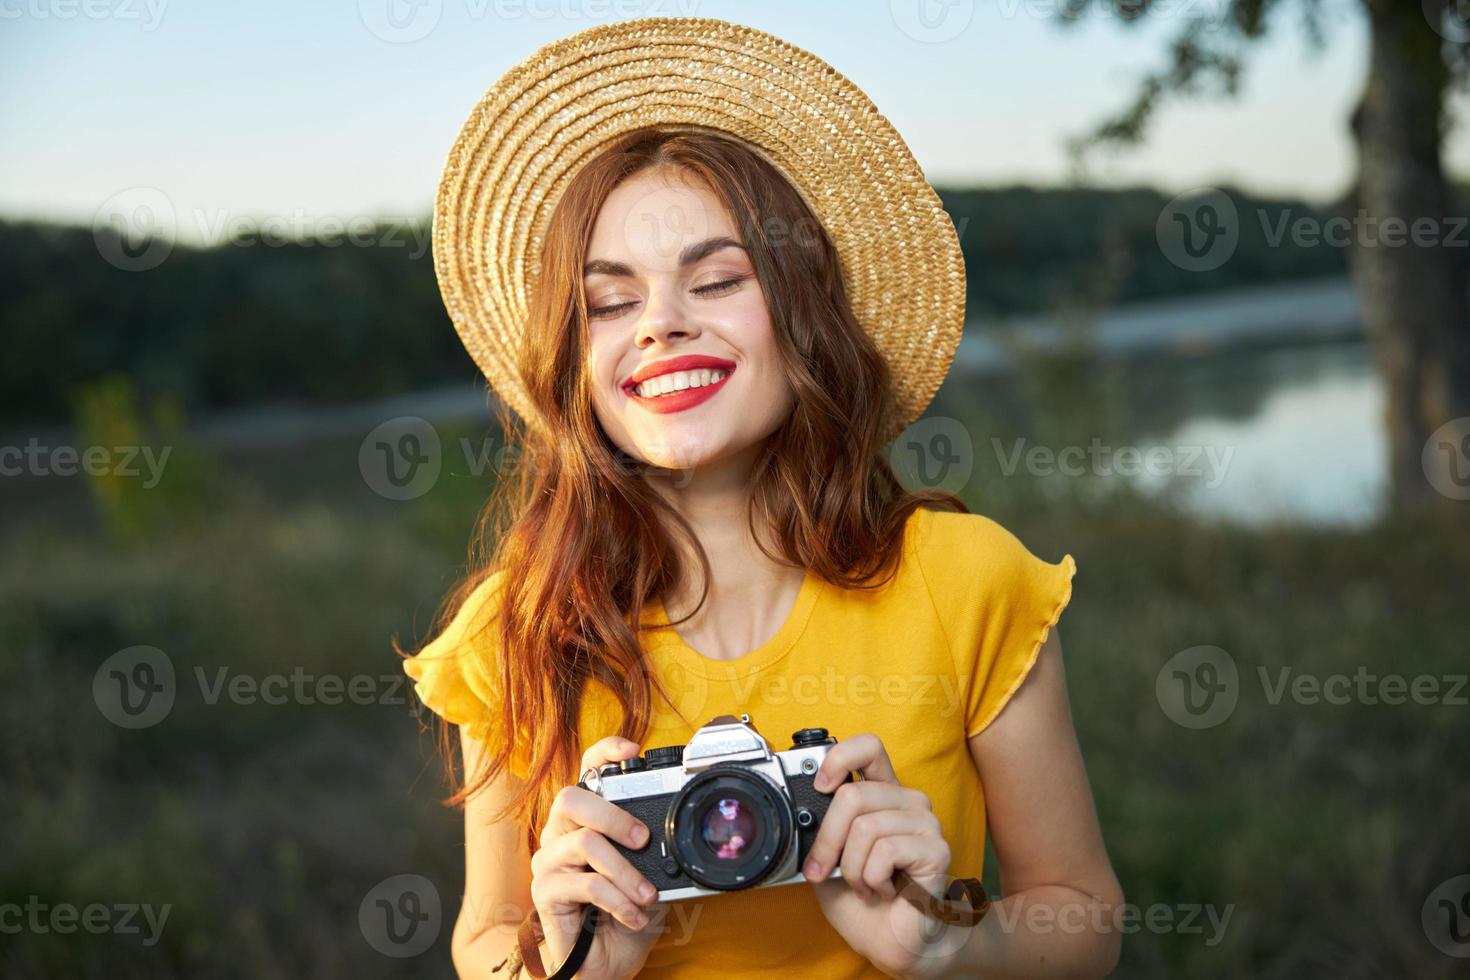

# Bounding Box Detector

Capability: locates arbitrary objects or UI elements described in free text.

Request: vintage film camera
[578,714,852,901]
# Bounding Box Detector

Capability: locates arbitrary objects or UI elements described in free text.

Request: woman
[403,18,1123,980]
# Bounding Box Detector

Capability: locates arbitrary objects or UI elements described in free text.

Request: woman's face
[584,167,794,474]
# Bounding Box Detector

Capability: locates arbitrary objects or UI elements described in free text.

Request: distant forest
[2,185,1365,426]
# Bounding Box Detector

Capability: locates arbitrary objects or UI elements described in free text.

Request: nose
[634,282,700,349]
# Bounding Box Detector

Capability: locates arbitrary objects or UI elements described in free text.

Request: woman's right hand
[530,736,664,980]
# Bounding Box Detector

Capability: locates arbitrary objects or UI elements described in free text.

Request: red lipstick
[622,354,736,415]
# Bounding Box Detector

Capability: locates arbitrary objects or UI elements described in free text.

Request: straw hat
[433,16,966,447]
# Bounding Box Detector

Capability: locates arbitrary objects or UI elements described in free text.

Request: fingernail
[812,774,827,792]
[804,858,823,881]
[631,824,649,846]
[640,882,657,902]
[632,911,648,928]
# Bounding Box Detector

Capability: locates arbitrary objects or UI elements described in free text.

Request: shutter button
[790,728,831,747]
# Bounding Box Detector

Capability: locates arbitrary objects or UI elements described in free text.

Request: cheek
[585,336,618,397]
[584,337,634,443]
[730,307,784,381]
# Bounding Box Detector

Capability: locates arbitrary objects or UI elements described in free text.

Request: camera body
[577,714,852,901]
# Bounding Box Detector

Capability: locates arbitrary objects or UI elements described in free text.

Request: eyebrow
[583,236,746,278]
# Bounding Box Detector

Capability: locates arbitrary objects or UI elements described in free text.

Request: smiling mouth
[623,365,735,414]
[627,367,731,399]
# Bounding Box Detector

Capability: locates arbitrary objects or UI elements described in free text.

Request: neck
[644,440,806,656]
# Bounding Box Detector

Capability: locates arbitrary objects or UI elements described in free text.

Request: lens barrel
[665,764,793,891]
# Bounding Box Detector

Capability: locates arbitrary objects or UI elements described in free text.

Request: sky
[3,0,1465,245]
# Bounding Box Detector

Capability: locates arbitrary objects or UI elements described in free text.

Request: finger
[534,869,649,932]
[536,827,660,908]
[813,732,899,793]
[838,809,940,900]
[860,834,950,901]
[580,735,641,776]
[802,780,917,882]
[541,784,651,851]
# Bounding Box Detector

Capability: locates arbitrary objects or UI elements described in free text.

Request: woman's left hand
[801,733,967,980]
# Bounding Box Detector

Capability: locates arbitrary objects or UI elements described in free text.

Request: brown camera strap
[893,868,993,926]
[516,905,598,980]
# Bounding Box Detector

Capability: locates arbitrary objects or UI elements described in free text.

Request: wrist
[889,920,984,980]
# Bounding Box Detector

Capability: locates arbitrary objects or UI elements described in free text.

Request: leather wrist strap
[894,869,992,926]
[517,905,599,980]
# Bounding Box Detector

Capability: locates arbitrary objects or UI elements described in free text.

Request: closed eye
[691,275,750,298]
[587,274,752,320]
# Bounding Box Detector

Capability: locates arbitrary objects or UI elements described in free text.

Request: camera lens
[700,797,757,861]
[665,765,793,891]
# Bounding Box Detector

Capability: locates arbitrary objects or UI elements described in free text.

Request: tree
[1067,0,1470,510]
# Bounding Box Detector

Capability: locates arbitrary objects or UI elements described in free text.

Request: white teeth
[634,368,729,398]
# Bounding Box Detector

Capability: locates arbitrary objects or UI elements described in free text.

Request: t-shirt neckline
[646,566,825,679]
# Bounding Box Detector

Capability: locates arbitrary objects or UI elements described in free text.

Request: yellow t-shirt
[403,506,1076,979]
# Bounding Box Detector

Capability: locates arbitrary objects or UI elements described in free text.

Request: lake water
[932,337,1386,528]
[1122,340,1385,527]
[933,277,1388,527]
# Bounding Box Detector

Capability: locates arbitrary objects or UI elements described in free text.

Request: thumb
[579,735,642,773]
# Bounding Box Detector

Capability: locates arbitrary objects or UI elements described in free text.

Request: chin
[631,427,728,472]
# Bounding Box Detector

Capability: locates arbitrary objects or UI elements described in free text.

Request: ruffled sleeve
[402,570,529,776]
[914,509,1077,738]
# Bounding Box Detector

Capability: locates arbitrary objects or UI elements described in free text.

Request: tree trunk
[1351,0,1470,512]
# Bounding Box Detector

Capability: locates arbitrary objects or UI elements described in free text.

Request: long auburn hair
[411,125,966,852]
